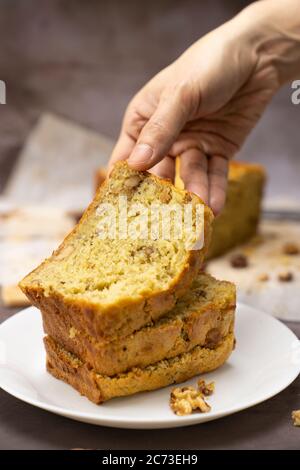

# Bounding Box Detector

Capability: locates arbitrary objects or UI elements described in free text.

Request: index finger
[108,131,135,174]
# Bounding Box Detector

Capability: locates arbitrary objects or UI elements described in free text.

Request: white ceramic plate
[0,304,299,429]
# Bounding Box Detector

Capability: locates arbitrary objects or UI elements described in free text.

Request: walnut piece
[292,410,300,426]
[278,271,294,282]
[170,380,214,416]
[198,379,215,396]
[69,327,78,339]
[283,243,299,255]
[135,245,154,261]
[205,328,221,349]
[124,175,141,188]
[141,246,154,257]
[257,273,269,282]
[159,188,172,203]
[230,253,248,268]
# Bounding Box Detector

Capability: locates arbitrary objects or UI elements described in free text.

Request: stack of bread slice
[20,162,236,404]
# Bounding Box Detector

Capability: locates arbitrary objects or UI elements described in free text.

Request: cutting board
[3,113,114,213]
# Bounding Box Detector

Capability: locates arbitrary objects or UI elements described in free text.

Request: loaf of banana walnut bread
[42,273,235,376]
[20,162,213,341]
[45,332,235,404]
[207,161,266,258]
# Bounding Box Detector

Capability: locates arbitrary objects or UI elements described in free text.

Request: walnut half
[170,379,214,416]
[292,410,300,427]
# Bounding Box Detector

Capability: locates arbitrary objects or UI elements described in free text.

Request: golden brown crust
[42,301,235,375]
[44,332,235,404]
[94,167,106,193]
[20,162,214,341]
[228,160,266,179]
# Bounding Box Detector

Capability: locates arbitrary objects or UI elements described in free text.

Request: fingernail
[209,195,222,216]
[187,184,207,203]
[187,183,200,196]
[128,144,153,167]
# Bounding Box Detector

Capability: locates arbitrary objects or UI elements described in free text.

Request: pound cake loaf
[45,332,235,404]
[207,161,265,259]
[20,162,213,341]
[42,273,235,376]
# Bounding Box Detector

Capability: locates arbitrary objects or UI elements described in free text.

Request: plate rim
[0,303,299,429]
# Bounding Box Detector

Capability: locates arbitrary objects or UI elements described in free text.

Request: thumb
[127,90,189,171]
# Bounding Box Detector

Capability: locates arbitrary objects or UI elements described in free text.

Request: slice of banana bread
[20,162,213,341]
[45,332,235,404]
[42,273,235,376]
[96,160,265,260]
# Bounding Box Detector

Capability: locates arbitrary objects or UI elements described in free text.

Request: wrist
[233,0,300,87]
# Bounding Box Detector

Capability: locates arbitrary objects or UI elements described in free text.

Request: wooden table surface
[0,0,300,450]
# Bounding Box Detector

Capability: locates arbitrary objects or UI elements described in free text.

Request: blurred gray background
[0,0,299,205]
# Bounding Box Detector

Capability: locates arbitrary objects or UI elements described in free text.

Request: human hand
[109,0,300,214]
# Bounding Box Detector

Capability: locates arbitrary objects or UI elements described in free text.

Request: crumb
[197,379,215,396]
[230,253,248,268]
[257,273,269,282]
[292,410,300,426]
[278,271,294,282]
[248,234,264,247]
[283,243,299,256]
[170,386,211,416]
